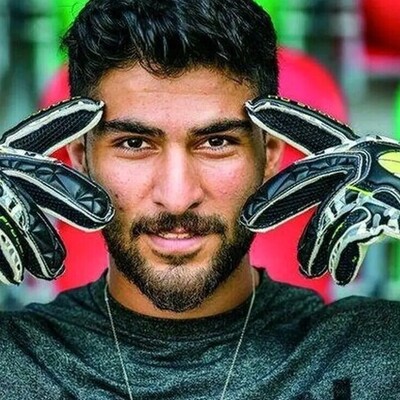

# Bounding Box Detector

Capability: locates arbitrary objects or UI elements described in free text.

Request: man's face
[72,66,276,312]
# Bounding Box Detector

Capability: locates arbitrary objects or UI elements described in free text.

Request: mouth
[145,230,208,254]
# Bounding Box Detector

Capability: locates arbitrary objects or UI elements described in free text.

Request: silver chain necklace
[104,271,256,400]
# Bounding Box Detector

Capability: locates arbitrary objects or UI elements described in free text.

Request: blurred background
[1,0,400,309]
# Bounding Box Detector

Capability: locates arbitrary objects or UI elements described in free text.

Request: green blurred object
[254,0,309,50]
[387,83,400,299]
[55,0,88,32]
[254,0,282,39]
[395,84,400,143]
[55,0,88,63]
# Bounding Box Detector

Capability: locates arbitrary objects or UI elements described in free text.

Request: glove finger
[0,210,25,285]
[328,207,374,285]
[297,185,362,279]
[0,172,66,281]
[0,98,103,156]
[328,201,397,285]
[23,201,66,281]
[240,152,359,232]
[298,206,350,280]
[0,152,114,230]
[245,96,358,155]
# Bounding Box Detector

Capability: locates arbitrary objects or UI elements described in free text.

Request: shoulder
[258,272,400,352]
[314,295,400,327]
[259,269,400,332]
[263,282,400,372]
[303,295,400,366]
[0,279,104,340]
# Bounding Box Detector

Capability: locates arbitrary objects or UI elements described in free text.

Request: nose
[152,148,205,214]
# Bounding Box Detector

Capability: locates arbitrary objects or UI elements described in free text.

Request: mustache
[131,211,227,237]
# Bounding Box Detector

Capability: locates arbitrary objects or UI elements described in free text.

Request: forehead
[96,66,255,131]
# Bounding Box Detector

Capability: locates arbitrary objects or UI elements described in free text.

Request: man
[0,0,399,399]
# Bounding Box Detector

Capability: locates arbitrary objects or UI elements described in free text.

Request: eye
[202,136,238,149]
[121,138,151,150]
[207,137,226,147]
[195,135,240,157]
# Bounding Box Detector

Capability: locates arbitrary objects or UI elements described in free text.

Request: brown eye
[207,137,226,147]
[122,138,149,149]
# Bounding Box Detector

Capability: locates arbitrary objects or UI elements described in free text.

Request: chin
[105,214,254,312]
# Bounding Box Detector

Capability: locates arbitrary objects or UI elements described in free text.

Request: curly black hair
[62,0,278,97]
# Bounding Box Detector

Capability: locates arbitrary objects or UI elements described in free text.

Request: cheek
[201,159,262,210]
[89,153,153,214]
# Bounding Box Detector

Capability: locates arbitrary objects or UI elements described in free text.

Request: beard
[103,211,254,313]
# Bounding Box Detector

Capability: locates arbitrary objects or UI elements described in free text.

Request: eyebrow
[96,118,253,137]
[97,120,164,137]
[190,119,253,136]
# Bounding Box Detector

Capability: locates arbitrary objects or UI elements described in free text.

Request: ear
[66,137,88,174]
[263,134,284,182]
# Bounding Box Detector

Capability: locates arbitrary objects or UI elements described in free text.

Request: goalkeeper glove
[0,98,114,285]
[241,96,399,285]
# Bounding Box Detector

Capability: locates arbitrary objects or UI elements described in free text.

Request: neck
[107,258,259,320]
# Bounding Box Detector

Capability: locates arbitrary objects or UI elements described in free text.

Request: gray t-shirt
[0,269,399,399]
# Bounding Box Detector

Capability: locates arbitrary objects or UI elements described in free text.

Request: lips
[146,230,206,254]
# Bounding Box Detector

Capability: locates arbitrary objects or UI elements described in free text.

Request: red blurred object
[359,0,400,74]
[40,66,108,292]
[250,47,348,302]
[362,0,400,55]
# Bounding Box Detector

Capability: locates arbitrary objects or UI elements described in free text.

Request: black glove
[0,98,114,285]
[241,95,400,285]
